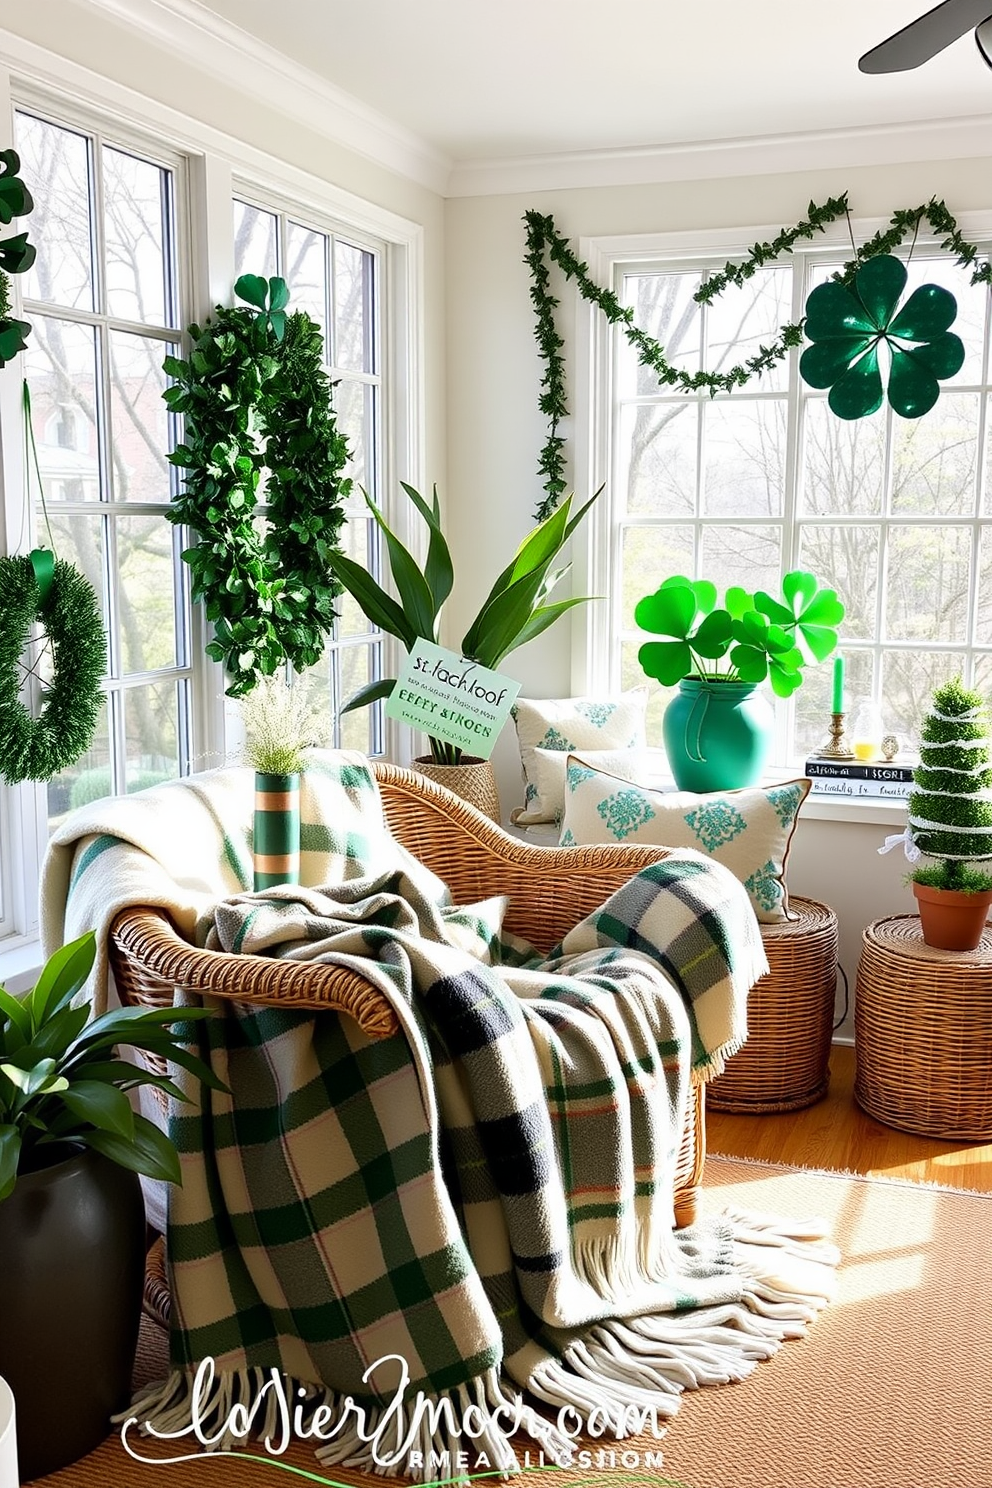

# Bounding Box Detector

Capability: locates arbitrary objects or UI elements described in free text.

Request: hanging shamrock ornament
[799,254,964,421]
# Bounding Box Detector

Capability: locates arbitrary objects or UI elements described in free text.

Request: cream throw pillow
[559,757,810,923]
[510,690,649,825]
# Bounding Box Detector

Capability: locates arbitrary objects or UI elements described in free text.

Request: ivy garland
[524,195,992,521]
[0,555,106,786]
[165,276,352,697]
[0,150,36,365]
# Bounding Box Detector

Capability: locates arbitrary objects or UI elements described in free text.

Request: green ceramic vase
[663,678,773,793]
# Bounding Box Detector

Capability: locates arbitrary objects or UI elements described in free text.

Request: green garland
[0,150,36,365]
[524,196,992,521]
[165,277,352,697]
[0,556,106,786]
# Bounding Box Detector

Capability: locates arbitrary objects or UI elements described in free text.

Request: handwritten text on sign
[385,640,521,759]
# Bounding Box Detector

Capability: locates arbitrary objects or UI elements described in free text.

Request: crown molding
[66,0,452,195]
[447,111,992,197]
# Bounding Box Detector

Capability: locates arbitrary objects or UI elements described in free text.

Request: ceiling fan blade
[977,14,992,63]
[859,0,992,71]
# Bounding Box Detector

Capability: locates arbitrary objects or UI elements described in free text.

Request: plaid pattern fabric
[161,759,775,1434]
[46,752,832,1472]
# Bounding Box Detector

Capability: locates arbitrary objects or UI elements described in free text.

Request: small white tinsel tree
[909,678,992,893]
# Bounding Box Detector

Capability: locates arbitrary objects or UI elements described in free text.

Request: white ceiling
[185,0,992,165]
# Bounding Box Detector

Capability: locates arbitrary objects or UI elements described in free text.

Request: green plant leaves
[635,568,843,691]
[0,1125,21,1202]
[165,290,352,695]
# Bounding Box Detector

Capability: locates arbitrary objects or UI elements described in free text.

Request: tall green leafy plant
[0,932,225,1201]
[635,571,844,698]
[325,483,601,764]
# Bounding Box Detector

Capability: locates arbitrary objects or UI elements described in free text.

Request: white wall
[0,0,450,490]
[444,153,992,1034]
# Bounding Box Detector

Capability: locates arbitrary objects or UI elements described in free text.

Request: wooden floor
[706,1042,992,1194]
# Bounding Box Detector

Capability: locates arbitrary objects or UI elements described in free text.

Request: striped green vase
[253,771,301,889]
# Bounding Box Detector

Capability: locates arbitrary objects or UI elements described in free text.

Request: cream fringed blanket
[42,753,838,1479]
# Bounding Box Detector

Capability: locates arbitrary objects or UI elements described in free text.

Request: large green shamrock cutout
[799,254,964,421]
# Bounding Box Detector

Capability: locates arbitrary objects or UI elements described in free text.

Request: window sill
[0,936,43,994]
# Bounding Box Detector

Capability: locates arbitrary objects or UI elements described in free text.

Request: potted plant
[634,570,845,791]
[904,678,992,951]
[324,483,600,811]
[239,672,329,889]
[0,931,223,1479]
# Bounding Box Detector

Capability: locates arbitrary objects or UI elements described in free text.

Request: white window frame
[0,53,426,962]
[573,212,992,765]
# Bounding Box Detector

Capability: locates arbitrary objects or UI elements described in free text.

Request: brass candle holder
[816,711,855,760]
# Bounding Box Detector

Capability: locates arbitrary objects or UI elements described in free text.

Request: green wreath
[0,554,106,786]
[165,275,352,697]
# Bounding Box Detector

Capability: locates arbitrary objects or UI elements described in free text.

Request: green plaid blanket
[124,755,837,1478]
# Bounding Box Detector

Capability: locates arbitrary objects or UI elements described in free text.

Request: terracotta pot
[413,755,501,823]
[912,880,992,952]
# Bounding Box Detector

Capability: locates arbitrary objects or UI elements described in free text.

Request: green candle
[832,654,844,713]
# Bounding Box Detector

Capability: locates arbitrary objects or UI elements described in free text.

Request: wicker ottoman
[707,896,839,1113]
[855,915,992,1140]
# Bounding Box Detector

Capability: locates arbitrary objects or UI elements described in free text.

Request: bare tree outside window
[613,250,992,761]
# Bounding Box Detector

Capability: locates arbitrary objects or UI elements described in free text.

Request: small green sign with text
[385,640,521,759]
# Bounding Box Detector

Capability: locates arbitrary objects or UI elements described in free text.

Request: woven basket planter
[855,914,992,1140]
[707,896,839,1114]
[413,755,501,824]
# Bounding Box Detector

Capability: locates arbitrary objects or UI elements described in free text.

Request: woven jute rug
[28,1156,991,1488]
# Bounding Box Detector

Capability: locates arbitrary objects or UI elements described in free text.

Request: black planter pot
[0,1143,146,1481]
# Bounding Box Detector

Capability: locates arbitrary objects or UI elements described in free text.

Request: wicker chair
[108,763,706,1268]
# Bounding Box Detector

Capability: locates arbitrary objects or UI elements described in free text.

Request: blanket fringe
[120,1209,837,1482]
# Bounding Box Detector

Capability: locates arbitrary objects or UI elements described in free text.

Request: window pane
[233,201,278,280]
[794,649,874,763]
[286,222,328,347]
[890,393,978,516]
[621,401,697,516]
[333,241,375,373]
[47,509,107,624]
[623,524,694,631]
[881,651,965,744]
[620,641,664,742]
[801,398,885,516]
[103,147,171,326]
[618,271,702,394]
[339,645,377,750]
[699,524,781,596]
[109,331,175,502]
[704,267,791,392]
[124,680,181,784]
[49,699,112,825]
[798,524,879,643]
[16,113,94,311]
[903,256,986,386]
[338,517,375,636]
[116,515,179,673]
[702,399,785,517]
[27,318,101,501]
[974,527,992,644]
[332,377,371,505]
[885,526,971,642]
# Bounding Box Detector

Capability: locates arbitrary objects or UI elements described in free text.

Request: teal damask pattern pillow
[510,690,649,825]
[560,760,811,923]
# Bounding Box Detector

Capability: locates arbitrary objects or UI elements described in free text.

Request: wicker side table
[707,896,839,1114]
[855,914,992,1140]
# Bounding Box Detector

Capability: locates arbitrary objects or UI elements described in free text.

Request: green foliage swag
[0,555,106,787]
[0,149,35,366]
[909,679,992,894]
[165,275,352,697]
[524,196,992,522]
